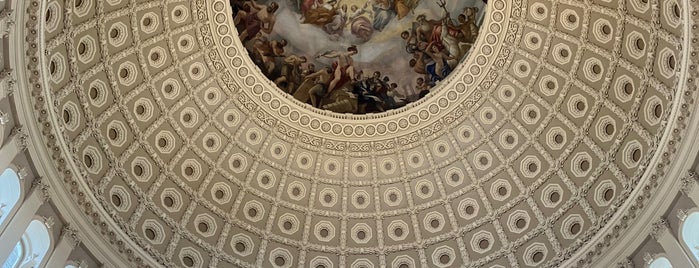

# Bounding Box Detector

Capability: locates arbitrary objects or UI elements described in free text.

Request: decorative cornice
[42,216,55,229]
[650,218,670,240]
[680,170,698,196]
[677,209,688,221]
[0,68,16,97]
[16,166,28,180]
[10,125,28,151]
[0,111,9,125]
[0,8,14,38]
[70,260,87,268]
[61,224,81,248]
[643,252,653,264]
[616,256,634,268]
[31,177,50,203]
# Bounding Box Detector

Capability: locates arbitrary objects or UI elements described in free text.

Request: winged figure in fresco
[229,0,484,114]
[369,0,422,31]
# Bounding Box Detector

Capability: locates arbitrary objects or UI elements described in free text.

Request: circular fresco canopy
[231,0,486,114]
[24,0,691,267]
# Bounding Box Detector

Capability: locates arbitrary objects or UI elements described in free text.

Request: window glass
[1,220,53,267]
[648,257,672,268]
[23,220,51,267]
[681,211,699,262]
[0,168,21,226]
[1,242,23,268]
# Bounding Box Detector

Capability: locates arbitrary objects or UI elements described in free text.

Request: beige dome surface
[19,0,699,267]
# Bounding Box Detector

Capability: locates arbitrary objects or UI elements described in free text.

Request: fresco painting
[230,0,486,114]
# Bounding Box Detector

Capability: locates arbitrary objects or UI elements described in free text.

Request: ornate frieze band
[201,0,514,141]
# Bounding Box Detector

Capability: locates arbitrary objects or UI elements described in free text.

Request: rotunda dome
[10,0,699,267]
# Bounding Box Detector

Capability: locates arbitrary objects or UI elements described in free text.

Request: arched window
[648,256,673,268]
[1,220,51,268]
[64,260,82,268]
[0,168,21,227]
[681,211,699,263]
[1,242,23,268]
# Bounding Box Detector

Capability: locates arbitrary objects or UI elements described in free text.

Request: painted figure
[424,43,454,84]
[349,3,374,41]
[275,55,307,94]
[317,45,358,94]
[323,4,348,37]
[230,0,484,114]
[233,1,279,42]
[302,0,337,25]
[305,67,333,108]
[372,0,395,31]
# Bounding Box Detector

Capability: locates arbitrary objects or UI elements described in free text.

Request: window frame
[645,254,673,268]
[679,209,699,267]
[1,239,25,268]
[0,167,25,232]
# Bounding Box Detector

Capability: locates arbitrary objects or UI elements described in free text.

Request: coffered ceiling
[19,0,695,267]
